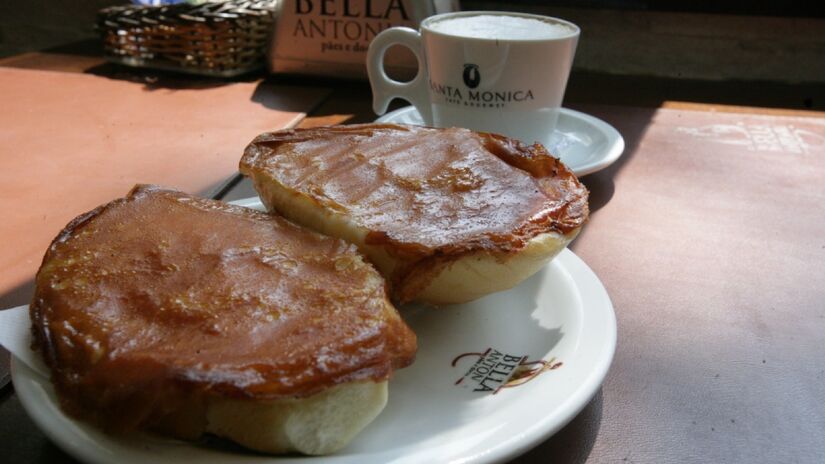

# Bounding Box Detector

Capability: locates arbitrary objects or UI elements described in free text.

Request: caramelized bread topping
[30,185,416,430]
[241,124,588,257]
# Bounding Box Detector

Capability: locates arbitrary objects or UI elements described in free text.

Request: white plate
[376,106,624,177]
[13,198,616,464]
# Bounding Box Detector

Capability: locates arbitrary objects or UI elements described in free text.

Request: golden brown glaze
[241,124,588,255]
[29,185,416,431]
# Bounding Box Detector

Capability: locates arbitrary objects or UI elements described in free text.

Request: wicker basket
[97,1,279,77]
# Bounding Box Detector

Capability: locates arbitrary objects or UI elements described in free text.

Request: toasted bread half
[240,124,589,305]
[30,185,416,455]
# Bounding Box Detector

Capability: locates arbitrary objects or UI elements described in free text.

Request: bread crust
[150,380,388,455]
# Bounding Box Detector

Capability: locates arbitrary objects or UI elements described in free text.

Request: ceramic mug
[367,11,579,146]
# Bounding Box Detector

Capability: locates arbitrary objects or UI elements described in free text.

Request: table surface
[2,49,825,464]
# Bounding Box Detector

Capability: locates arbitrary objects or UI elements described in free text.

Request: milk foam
[428,14,575,40]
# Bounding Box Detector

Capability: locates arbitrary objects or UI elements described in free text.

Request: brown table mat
[518,104,825,463]
[0,68,329,308]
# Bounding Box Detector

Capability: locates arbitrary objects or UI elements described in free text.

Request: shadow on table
[570,104,654,215]
[517,389,604,463]
[83,61,259,91]
[565,70,824,112]
[50,36,263,92]
[257,75,410,126]
[264,78,378,125]
[250,78,333,115]
[0,387,82,464]
[0,280,34,310]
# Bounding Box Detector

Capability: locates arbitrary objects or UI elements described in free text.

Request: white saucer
[376,106,624,177]
[12,199,616,464]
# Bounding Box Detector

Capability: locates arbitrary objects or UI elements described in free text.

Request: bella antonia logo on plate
[452,347,563,394]
[428,63,536,109]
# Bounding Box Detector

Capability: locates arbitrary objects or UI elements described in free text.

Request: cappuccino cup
[367,11,579,146]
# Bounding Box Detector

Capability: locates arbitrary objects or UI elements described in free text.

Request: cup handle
[366,27,432,124]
